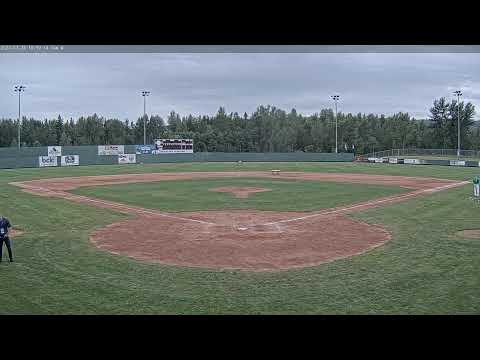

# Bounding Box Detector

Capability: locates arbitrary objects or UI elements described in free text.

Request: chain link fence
[363,148,480,159]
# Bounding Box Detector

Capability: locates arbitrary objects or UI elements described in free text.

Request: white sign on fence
[449,160,466,166]
[367,157,385,163]
[39,156,58,167]
[61,155,79,166]
[404,158,421,165]
[118,154,136,164]
[98,145,125,156]
[389,158,398,164]
[47,146,62,157]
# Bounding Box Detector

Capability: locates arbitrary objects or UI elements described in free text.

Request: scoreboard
[153,139,193,153]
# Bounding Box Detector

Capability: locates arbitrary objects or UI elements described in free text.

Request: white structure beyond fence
[364,148,480,159]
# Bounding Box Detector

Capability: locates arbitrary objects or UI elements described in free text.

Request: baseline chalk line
[260,181,469,226]
[13,183,216,226]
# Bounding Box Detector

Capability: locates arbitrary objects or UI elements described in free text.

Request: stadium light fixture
[14,85,26,149]
[142,91,150,145]
[453,90,462,158]
[331,95,340,153]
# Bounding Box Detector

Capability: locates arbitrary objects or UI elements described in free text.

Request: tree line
[0,97,478,154]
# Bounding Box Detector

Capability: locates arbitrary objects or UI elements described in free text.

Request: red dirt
[90,211,390,271]
[9,171,468,271]
[8,229,24,237]
[456,229,480,239]
[209,186,272,198]
[9,171,460,193]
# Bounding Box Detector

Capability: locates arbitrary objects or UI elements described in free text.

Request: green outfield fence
[0,145,354,169]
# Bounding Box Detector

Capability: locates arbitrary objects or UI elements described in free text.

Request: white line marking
[12,179,469,229]
[261,181,469,226]
[13,183,215,226]
[64,193,216,225]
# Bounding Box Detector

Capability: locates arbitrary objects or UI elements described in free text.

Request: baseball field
[1,161,479,314]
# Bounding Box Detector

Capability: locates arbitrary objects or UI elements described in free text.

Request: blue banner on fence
[135,145,156,155]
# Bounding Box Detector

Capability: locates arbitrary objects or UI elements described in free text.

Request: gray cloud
[1,51,479,122]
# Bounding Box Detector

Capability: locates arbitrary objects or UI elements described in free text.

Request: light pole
[439,107,447,151]
[141,90,150,145]
[454,90,462,158]
[331,95,340,153]
[14,85,26,149]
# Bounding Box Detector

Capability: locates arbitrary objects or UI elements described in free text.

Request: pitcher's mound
[209,187,272,198]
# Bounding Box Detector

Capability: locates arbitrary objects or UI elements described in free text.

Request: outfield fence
[0,145,354,169]
[364,148,480,159]
[362,149,480,168]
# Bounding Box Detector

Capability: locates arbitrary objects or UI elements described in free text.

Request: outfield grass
[72,178,407,212]
[1,162,479,314]
[2,161,480,181]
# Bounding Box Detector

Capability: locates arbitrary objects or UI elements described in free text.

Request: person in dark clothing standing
[0,216,13,263]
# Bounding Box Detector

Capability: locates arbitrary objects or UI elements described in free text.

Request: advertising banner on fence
[118,154,136,164]
[47,146,62,157]
[39,156,58,167]
[465,161,480,167]
[98,145,124,156]
[367,157,385,163]
[450,160,466,166]
[404,158,422,165]
[389,158,398,164]
[135,145,155,155]
[61,155,79,166]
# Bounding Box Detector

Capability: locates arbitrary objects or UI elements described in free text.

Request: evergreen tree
[0,99,477,153]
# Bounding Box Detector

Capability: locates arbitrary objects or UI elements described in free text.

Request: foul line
[11,179,469,229]
[12,183,216,226]
[260,181,469,226]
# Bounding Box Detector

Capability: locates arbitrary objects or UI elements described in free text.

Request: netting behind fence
[364,148,480,159]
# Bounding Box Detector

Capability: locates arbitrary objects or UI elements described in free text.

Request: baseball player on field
[0,215,13,263]
[473,176,480,198]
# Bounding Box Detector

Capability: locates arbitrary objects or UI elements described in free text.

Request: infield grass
[71,178,407,212]
[1,162,479,314]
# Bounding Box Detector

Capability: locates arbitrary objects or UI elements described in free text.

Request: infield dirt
[10,171,467,271]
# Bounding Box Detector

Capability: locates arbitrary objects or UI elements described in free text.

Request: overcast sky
[1,51,479,122]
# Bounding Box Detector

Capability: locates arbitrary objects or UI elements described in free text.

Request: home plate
[237,227,248,231]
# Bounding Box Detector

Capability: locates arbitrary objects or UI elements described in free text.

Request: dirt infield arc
[10,172,467,271]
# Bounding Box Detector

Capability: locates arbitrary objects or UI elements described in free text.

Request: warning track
[10,172,467,271]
